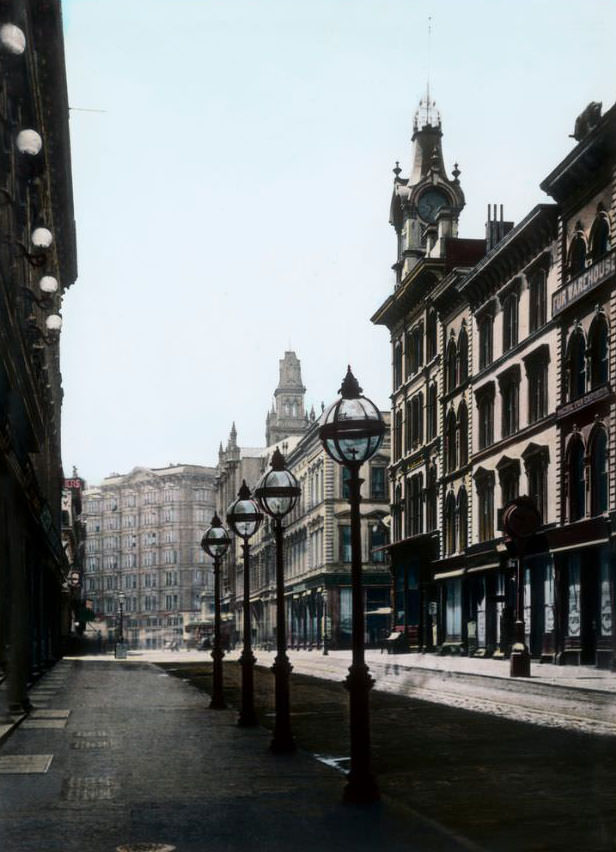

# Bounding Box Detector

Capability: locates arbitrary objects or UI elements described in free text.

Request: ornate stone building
[0,2,77,714]
[373,95,616,668]
[372,96,485,650]
[215,352,391,650]
[82,465,216,649]
[265,351,312,446]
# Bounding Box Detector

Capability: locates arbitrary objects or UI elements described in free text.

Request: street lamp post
[255,447,301,753]
[319,366,385,805]
[503,496,541,678]
[226,480,263,727]
[201,513,231,709]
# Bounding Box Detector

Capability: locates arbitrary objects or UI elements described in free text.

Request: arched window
[394,409,403,460]
[590,427,608,516]
[426,310,438,361]
[458,401,468,467]
[446,339,457,392]
[589,313,609,388]
[590,211,610,261]
[568,226,587,278]
[458,327,468,384]
[457,487,468,552]
[393,484,402,541]
[405,400,412,453]
[445,491,456,555]
[567,434,586,522]
[567,328,586,401]
[445,409,457,473]
[427,383,438,440]
[393,341,403,388]
[426,465,437,531]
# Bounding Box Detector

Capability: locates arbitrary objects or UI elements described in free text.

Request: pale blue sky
[60,0,616,485]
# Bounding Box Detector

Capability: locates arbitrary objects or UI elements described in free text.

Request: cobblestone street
[162,654,616,851]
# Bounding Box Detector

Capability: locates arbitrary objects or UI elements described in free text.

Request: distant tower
[389,92,465,284]
[265,351,309,446]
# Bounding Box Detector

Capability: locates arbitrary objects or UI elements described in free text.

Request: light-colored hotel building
[82,464,216,648]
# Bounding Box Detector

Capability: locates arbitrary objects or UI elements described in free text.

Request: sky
[60,0,616,486]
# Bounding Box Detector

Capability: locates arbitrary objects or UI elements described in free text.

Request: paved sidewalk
[0,657,478,852]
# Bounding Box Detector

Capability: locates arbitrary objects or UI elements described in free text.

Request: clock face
[417,188,449,223]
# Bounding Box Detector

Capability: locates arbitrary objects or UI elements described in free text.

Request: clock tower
[389,95,465,284]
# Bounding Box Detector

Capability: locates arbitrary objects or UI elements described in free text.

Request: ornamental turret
[389,93,465,284]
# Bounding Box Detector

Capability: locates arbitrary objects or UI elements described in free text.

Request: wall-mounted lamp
[0,24,26,56]
[16,228,54,268]
[16,129,42,157]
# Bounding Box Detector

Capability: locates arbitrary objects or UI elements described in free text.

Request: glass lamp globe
[16,129,42,156]
[255,448,300,519]
[31,227,53,249]
[0,24,26,55]
[201,513,231,559]
[39,275,58,294]
[319,367,385,466]
[45,314,62,332]
[226,480,262,540]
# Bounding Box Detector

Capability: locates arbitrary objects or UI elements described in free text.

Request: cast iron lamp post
[255,448,301,753]
[201,513,231,709]
[319,366,385,804]
[503,496,541,678]
[226,480,263,726]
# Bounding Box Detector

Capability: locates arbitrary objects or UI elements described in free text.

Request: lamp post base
[510,646,531,677]
[510,620,531,677]
[238,648,258,727]
[343,772,380,805]
[270,654,295,753]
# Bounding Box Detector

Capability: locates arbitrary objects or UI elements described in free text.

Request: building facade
[215,352,392,650]
[82,465,216,649]
[373,96,616,668]
[0,2,77,714]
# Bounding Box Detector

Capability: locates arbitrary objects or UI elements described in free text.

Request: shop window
[590,426,608,516]
[567,434,586,522]
[529,270,547,332]
[566,328,586,401]
[502,293,518,352]
[589,313,609,388]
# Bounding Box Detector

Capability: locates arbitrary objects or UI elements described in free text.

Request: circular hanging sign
[502,496,541,540]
